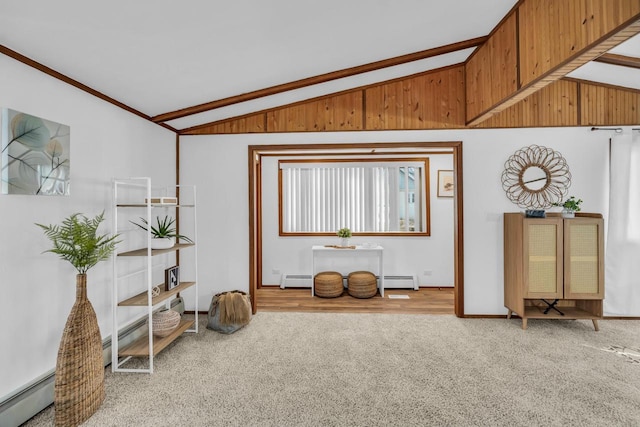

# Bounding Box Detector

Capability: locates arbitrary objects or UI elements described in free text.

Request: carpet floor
[24,312,640,426]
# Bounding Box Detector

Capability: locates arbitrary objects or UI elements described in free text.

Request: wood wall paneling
[465,12,518,122]
[183,75,640,135]
[182,66,465,134]
[518,0,640,87]
[266,92,363,132]
[365,66,465,130]
[185,76,640,133]
[478,79,579,128]
[187,113,266,134]
[467,0,640,126]
[580,82,640,125]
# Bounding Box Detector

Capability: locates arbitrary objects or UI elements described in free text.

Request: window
[279,158,429,235]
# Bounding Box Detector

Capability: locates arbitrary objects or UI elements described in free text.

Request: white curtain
[605,130,640,316]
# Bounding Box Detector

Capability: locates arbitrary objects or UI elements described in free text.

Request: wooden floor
[256,287,454,314]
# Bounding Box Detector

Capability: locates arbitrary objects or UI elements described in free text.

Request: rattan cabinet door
[564,217,604,299]
[523,218,563,299]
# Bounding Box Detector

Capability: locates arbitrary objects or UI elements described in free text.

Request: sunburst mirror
[501,145,571,209]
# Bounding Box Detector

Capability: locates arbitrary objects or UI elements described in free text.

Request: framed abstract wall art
[1,108,70,195]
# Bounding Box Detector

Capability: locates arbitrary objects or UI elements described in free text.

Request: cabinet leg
[592,319,600,331]
[507,310,512,319]
[522,318,527,330]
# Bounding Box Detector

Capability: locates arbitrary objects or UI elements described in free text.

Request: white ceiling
[568,35,640,89]
[1,0,638,129]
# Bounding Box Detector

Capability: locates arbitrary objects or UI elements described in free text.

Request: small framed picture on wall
[165,265,180,291]
[437,170,454,198]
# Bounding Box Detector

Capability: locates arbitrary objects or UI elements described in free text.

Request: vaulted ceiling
[1,0,639,133]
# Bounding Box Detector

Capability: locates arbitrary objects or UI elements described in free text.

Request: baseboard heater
[384,275,419,290]
[280,274,418,290]
[0,298,184,427]
[280,274,314,288]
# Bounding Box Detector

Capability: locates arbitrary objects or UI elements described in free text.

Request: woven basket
[348,271,377,298]
[55,274,105,427]
[152,308,181,337]
[314,271,344,298]
[313,271,344,298]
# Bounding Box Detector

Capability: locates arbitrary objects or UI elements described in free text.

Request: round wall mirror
[502,145,572,209]
[521,165,549,191]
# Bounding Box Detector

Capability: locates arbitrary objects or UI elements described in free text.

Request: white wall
[181,128,609,315]
[0,55,176,399]
[260,154,455,287]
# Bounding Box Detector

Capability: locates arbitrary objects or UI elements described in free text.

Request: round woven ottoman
[314,271,344,298]
[348,271,377,298]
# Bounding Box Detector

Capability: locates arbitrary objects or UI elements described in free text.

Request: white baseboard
[0,298,185,427]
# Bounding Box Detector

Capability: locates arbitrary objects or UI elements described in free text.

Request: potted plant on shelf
[553,196,583,218]
[130,215,193,249]
[337,227,352,247]
[36,212,119,426]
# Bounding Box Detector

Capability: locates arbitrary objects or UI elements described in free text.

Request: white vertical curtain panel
[605,131,640,316]
[281,162,422,233]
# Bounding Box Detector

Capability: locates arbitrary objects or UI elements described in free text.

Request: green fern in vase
[36,212,120,274]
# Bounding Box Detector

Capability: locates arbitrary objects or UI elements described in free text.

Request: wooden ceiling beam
[594,53,640,70]
[466,0,640,127]
[151,36,487,124]
[0,44,178,133]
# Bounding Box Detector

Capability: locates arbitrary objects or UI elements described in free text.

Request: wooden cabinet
[111,177,198,373]
[504,212,603,330]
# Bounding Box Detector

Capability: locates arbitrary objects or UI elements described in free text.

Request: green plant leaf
[130,215,193,243]
[337,227,352,238]
[36,211,120,274]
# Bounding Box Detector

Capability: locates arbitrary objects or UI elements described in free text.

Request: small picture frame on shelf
[165,265,180,291]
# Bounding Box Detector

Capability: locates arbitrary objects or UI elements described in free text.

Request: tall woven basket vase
[54,274,105,426]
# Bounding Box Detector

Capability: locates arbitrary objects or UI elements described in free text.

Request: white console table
[311,245,385,297]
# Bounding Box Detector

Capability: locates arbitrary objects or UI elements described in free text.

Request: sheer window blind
[279,160,428,234]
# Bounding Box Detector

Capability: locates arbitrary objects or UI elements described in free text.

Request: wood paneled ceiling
[1,0,639,133]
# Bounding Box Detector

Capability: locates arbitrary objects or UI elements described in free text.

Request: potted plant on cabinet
[553,196,583,218]
[36,212,119,426]
[337,227,352,247]
[130,215,193,249]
